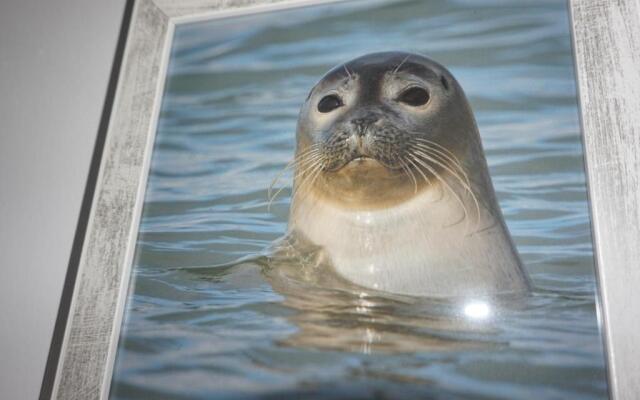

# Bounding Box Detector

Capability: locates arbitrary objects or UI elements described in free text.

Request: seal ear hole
[317,95,344,113]
[398,86,430,107]
[440,75,449,90]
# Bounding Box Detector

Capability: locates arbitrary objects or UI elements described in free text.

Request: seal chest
[286,51,529,298]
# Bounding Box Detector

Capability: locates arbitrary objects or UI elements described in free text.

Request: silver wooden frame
[41,0,640,399]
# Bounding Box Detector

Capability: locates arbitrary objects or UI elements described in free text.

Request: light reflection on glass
[463,300,491,320]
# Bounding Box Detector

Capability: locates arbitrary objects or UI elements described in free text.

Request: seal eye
[398,87,430,106]
[317,95,343,113]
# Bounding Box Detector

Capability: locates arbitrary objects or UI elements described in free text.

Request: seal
[285,51,529,297]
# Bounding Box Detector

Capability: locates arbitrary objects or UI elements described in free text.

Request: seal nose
[351,115,378,137]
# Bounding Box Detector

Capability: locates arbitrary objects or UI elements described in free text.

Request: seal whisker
[292,156,323,186]
[268,154,318,203]
[268,145,321,202]
[412,140,468,178]
[411,140,476,208]
[399,159,418,194]
[412,140,471,189]
[343,65,353,80]
[297,163,323,193]
[411,148,474,222]
[431,151,480,231]
[405,156,431,187]
[392,54,411,75]
[268,151,323,212]
[292,161,324,200]
[267,185,289,212]
[411,145,481,231]
[290,167,319,206]
[412,137,462,162]
[290,146,323,170]
[411,153,469,231]
[300,162,325,203]
[412,146,472,195]
[411,140,464,170]
[291,150,323,172]
[269,160,315,212]
[412,138,469,183]
[290,162,325,214]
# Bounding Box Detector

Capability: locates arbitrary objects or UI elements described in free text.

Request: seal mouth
[331,154,395,174]
[351,155,373,163]
[342,154,382,168]
[326,151,404,172]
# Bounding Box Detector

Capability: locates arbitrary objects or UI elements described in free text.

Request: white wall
[0,1,126,398]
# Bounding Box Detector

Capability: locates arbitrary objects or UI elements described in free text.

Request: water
[109,0,608,398]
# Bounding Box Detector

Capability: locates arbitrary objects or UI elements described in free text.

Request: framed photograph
[42,0,640,399]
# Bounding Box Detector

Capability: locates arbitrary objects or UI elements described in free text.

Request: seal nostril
[351,115,379,136]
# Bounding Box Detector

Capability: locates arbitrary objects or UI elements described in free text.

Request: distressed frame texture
[42,0,640,399]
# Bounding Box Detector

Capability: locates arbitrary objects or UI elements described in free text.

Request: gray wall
[0,1,126,398]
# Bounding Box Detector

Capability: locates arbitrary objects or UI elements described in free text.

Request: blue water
[109,1,607,399]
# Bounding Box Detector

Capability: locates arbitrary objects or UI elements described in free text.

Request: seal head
[288,51,529,297]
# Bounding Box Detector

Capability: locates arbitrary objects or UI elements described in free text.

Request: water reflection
[186,247,513,356]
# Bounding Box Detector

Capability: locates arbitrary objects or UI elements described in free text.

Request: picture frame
[40,0,640,399]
